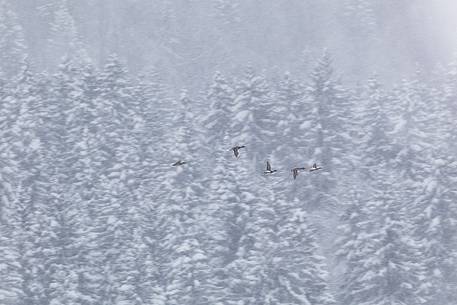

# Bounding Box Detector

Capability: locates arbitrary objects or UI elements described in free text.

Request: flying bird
[264,161,277,174]
[291,167,306,180]
[172,160,187,166]
[231,145,246,158]
[309,163,322,172]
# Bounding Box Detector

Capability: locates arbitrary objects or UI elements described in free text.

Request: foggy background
[5,0,457,91]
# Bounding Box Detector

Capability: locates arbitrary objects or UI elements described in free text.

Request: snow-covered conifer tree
[305,51,353,209]
[412,156,457,305]
[276,202,335,305]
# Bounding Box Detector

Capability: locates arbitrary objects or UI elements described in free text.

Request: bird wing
[266,161,271,171]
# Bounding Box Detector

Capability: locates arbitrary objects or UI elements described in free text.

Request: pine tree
[82,56,144,305]
[0,75,15,219]
[7,66,50,305]
[134,67,175,205]
[0,74,23,305]
[199,72,267,304]
[225,194,335,305]
[218,66,270,303]
[356,75,398,185]
[14,178,49,305]
[202,71,235,151]
[155,91,218,305]
[40,58,96,305]
[58,65,107,305]
[336,190,376,305]
[231,65,274,170]
[337,72,434,305]
[389,75,434,183]
[271,72,305,167]
[309,51,352,167]
[368,191,427,305]
[275,201,335,305]
[129,68,182,304]
[135,202,168,305]
[223,182,278,304]
[135,67,171,144]
[412,156,457,305]
[408,70,457,304]
[387,75,448,305]
[338,179,428,305]
[0,207,24,304]
[200,71,238,261]
[305,51,352,209]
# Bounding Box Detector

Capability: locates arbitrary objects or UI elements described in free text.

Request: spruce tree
[8,66,49,305]
[157,91,216,305]
[305,51,353,209]
[271,72,305,168]
[413,156,457,305]
[276,201,335,305]
[0,75,23,305]
[79,56,143,304]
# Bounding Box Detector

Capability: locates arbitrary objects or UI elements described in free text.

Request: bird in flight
[309,163,322,172]
[231,145,246,158]
[291,167,306,180]
[264,161,277,174]
[172,160,187,166]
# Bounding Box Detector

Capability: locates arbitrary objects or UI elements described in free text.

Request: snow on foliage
[0,31,456,305]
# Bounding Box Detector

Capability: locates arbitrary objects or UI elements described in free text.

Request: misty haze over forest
[1,0,457,304]
[5,0,457,89]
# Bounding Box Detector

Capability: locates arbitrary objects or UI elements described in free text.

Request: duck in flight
[264,161,277,174]
[291,167,306,180]
[231,145,246,158]
[172,160,187,166]
[309,163,322,172]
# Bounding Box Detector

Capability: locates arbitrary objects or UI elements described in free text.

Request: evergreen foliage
[0,46,455,305]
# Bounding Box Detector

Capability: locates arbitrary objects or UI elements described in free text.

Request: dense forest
[1,0,457,304]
